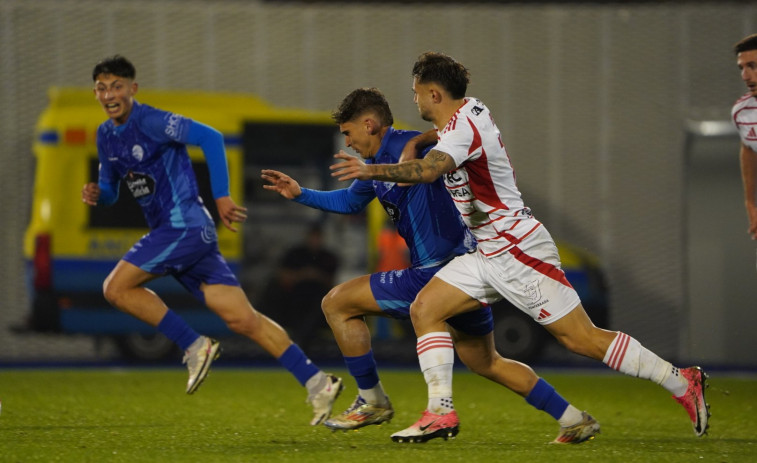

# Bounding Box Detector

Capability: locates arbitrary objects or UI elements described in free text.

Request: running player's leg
[510,227,708,436]
[451,327,598,443]
[390,276,476,443]
[202,282,342,425]
[104,238,210,394]
[104,233,205,356]
[545,305,710,436]
[321,275,394,430]
[103,259,166,325]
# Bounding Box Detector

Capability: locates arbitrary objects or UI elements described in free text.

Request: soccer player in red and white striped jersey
[733,33,757,242]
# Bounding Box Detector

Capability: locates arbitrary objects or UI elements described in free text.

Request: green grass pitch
[0,367,755,462]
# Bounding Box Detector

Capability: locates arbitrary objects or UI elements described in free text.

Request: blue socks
[344,351,380,390]
[157,310,200,351]
[278,344,320,386]
[525,378,569,420]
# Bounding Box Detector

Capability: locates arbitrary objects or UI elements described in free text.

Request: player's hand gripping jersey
[295,127,476,268]
[732,93,757,152]
[434,98,542,258]
[96,101,224,230]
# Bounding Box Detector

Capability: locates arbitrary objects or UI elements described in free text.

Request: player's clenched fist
[82,182,100,206]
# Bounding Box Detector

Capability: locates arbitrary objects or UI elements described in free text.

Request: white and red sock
[603,332,687,396]
[417,332,455,414]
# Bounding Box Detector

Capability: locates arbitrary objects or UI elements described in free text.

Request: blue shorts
[123,225,239,303]
[369,265,493,336]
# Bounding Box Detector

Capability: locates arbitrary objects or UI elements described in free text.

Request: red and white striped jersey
[434,97,542,258]
[732,93,757,152]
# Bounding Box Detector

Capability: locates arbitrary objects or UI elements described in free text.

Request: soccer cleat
[324,395,395,430]
[307,374,344,426]
[390,410,460,443]
[673,366,710,436]
[183,337,221,394]
[550,411,600,444]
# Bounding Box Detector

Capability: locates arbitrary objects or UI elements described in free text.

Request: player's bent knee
[408,298,431,322]
[321,288,338,315]
[223,310,259,336]
[102,278,123,307]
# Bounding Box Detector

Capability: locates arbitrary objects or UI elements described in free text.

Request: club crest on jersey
[471,105,483,115]
[131,144,144,162]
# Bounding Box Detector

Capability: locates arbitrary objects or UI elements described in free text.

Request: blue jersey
[96,101,214,230]
[296,127,476,268]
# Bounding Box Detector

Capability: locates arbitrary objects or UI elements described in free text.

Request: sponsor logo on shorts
[523,280,541,303]
[524,280,552,317]
[201,225,217,244]
[378,269,403,285]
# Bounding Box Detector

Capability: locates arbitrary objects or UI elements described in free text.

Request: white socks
[358,382,390,406]
[417,332,455,414]
[603,332,687,396]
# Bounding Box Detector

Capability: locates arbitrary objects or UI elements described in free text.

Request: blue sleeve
[185,121,229,199]
[95,133,120,206]
[97,178,120,206]
[294,180,375,213]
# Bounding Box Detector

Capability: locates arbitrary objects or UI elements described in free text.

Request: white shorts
[434,226,580,325]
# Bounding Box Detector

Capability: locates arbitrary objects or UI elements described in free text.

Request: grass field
[0,367,755,462]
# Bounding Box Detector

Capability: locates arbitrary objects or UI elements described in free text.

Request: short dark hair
[734,34,757,55]
[332,87,394,127]
[412,52,469,99]
[92,55,136,82]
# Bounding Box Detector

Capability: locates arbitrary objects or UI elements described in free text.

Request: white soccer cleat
[390,410,460,443]
[324,395,394,430]
[307,374,344,426]
[183,337,221,394]
[550,411,600,444]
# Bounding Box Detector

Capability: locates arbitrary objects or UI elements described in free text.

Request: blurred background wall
[1,0,756,366]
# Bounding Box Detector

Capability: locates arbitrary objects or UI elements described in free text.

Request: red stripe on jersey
[464,117,510,211]
[607,333,630,371]
[446,182,470,192]
[478,222,541,254]
[469,214,508,230]
[734,106,757,122]
[506,244,573,288]
[461,206,508,218]
[735,93,755,105]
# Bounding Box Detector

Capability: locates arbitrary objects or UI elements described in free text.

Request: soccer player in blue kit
[81,55,343,425]
[262,88,598,442]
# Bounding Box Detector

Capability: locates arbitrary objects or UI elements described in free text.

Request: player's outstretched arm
[331,149,455,184]
[261,169,302,199]
[215,196,247,233]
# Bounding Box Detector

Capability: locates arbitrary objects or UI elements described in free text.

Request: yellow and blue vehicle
[24,87,609,362]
